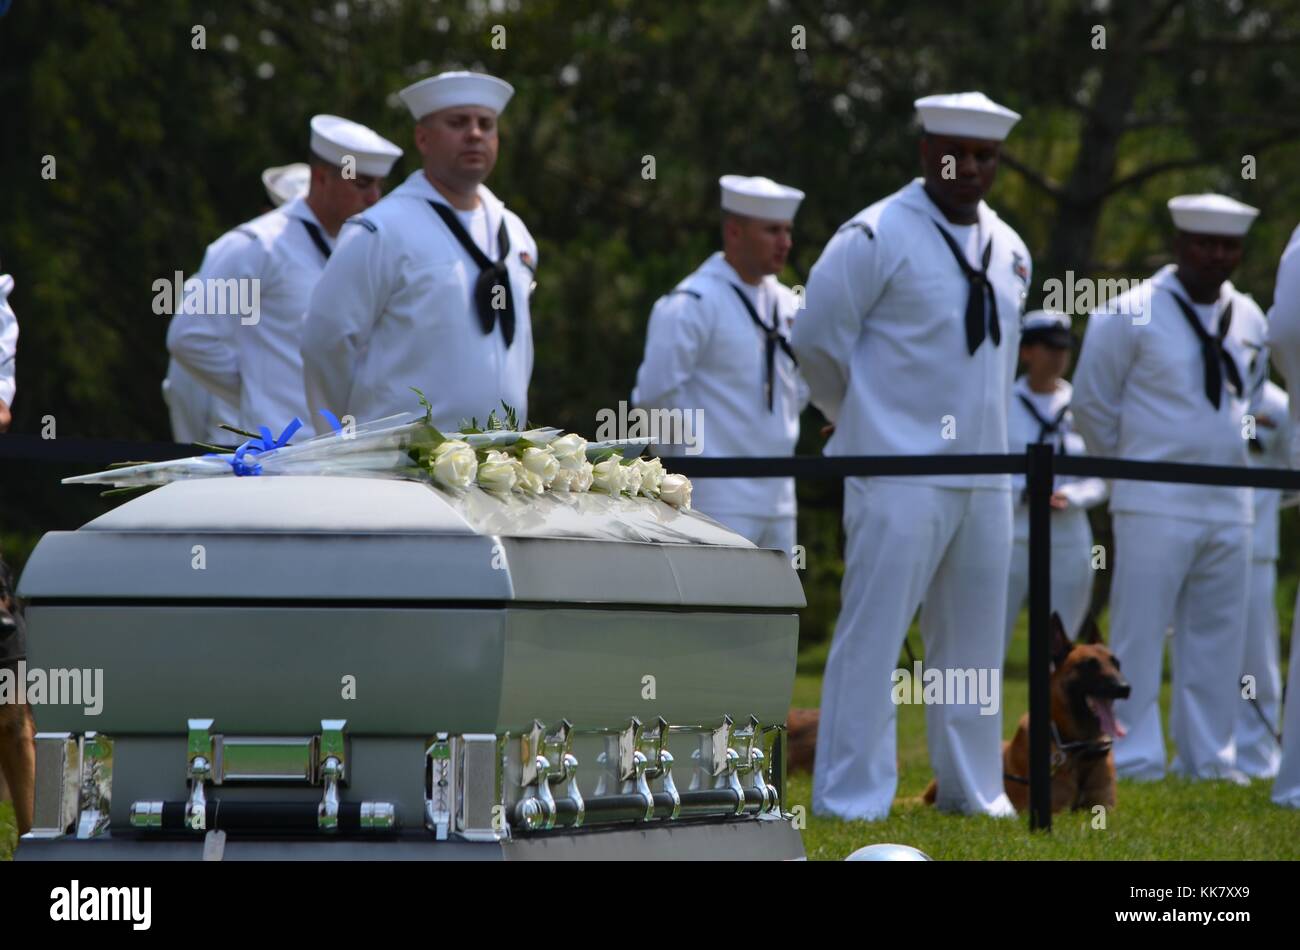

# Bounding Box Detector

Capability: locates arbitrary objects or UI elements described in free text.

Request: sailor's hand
[0,398,10,433]
[1050,491,1069,510]
[820,424,835,439]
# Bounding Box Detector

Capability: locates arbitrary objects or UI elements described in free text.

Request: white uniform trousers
[1110,512,1250,780]
[1235,559,1283,778]
[707,512,797,560]
[1004,517,1095,659]
[1272,598,1300,807]
[813,480,1015,821]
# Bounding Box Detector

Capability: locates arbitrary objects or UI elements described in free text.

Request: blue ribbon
[318,409,344,435]
[205,416,303,477]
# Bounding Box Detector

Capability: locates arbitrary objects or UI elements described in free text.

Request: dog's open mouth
[1086,695,1126,738]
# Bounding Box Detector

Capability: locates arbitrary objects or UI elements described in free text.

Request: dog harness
[1003,721,1113,785]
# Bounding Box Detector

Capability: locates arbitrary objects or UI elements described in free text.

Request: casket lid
[20,477,805,608]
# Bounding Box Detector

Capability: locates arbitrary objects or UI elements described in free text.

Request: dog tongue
[1089,697,1127,738]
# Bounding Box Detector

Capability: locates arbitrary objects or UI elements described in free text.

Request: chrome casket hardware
[186,718,215,831]
[638,717,679,820]
[733,715,778,814]
[619,718,655,821]
[710,715,747,815]
[515,719,584,831]
[425,733,453,840]
[129,717,396,835]
[545,720,584,828]
[317,718,346,832]
[515,720,555,831]
[76,732,113,839]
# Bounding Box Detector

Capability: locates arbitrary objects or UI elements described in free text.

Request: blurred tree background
[3,0,1300,649]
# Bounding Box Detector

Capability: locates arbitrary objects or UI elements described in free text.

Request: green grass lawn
[789,615,1300,861]
[0,801,13,861]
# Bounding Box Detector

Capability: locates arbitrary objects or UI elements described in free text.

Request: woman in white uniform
[1004,311,1107,657]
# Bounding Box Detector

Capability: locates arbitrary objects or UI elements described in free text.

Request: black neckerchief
[1016,391,1071,454]
[728,283,798,412]
[427,200,515,347]
[1167,290,1242,409]
[300,219,332,262]
[932,220,999,355]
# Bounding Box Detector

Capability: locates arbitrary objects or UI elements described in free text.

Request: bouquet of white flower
[66,395,694,509]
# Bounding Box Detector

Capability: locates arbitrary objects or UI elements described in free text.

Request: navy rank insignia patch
[1011,251,1029,283]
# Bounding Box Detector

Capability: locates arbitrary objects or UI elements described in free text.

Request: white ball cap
[398,70,515,121]
[261,163,311,207]
[914,91,1021,141]
[719,175,805,222]
[1167,193,1260,237]
[309,115,403,177]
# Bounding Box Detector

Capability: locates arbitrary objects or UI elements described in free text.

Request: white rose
[591,455,625,495]
[477,450,517,493]
[511,457,545,495]
[521,446,559,487]
[622,459,644,497]
[550,468,574,492]
[550,433,589,469]
[659,473,692,508]
[639,456,666,496]
[430,440,477,490]
[571,460,594,492]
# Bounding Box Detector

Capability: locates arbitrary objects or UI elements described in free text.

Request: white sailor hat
[914,91,1021,141]
[1020,310,1073,348]
[719,175,805,222]
[399,70,515,121]
[1167,193,1259,237]
[309,115,403,178]
[261,163,311,207]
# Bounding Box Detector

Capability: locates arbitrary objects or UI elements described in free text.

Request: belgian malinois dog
[923,612,1130,813]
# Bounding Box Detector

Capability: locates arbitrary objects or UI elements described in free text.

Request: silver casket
[15,476,805,860]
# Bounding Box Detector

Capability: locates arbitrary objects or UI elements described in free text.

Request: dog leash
[1004,723,1112,785]
[1247,695,1283,745]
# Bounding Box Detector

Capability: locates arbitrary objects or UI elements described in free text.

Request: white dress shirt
[1007,376,1108,542]
[792,178,1032,490]
[167,198,332,435]
[632,252,808,518]
[301,171,537,433]
[0,273,16,408]
[1072,264,1266,524]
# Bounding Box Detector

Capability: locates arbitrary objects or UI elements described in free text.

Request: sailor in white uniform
[302,71,538,432]
[169,120,401,437]
[1235,377,1288,777]
[163,163,314,444]
[1004,311,1108,656]
[794,92,1030,820]
[1262,221,1300,808]
[1072,194,1266,783]
[632,175,808,555]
